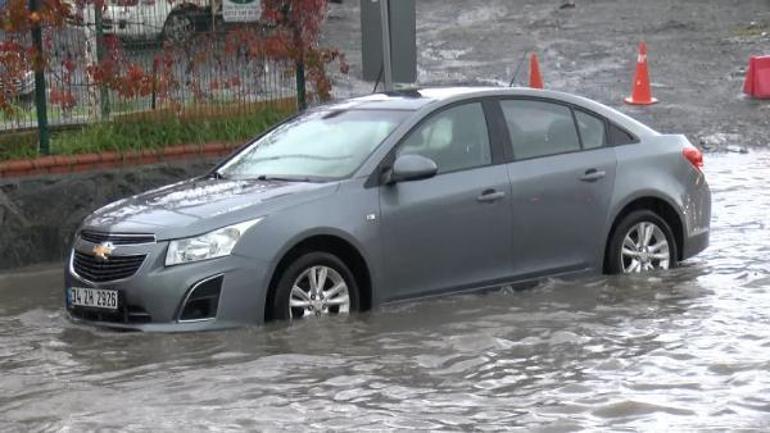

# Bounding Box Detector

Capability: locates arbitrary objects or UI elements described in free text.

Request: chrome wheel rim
[289,265,350,319]
[166,15,193,42]
[621,221,670,273]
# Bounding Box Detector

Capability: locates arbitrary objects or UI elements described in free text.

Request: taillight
[683,146,704,171]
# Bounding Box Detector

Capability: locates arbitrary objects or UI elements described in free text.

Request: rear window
[500,100,581,160]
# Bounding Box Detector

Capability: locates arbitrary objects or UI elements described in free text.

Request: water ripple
[1,151,770,432]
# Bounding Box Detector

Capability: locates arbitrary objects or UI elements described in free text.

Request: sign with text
[223,0,262,23]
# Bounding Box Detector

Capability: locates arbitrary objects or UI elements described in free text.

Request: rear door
[379,101,513,299]
[496,98,617,277]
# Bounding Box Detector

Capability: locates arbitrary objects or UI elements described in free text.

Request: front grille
[73,251,146,282]
[80,230,156,245]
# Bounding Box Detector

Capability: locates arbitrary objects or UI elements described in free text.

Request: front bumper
[64,238,272,331]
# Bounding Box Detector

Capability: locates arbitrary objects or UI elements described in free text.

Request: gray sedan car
[65,87,711,331]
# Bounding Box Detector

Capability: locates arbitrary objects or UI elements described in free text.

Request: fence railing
[1,0,297,143]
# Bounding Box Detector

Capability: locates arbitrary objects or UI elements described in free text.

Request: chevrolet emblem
[92,242,115,261]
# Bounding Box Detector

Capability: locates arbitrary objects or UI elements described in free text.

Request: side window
[500,100,580,159]
[397,103,491,174]
[575,110,606,149]
[608,123,637,146]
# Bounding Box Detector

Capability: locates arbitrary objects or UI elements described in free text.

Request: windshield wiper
[255,174,312,182]
[206,171,228,180]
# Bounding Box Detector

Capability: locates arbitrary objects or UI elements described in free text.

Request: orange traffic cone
[744,55,770,99]
[529,53,544,89]
[625,42,657,105]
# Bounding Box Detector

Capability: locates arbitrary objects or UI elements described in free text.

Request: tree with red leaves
[0,0,71,114]
[260,0,348,108]
[1,0,345,118]
[84,0,346,112]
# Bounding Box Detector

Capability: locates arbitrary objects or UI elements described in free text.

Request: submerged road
[1,151,769,432]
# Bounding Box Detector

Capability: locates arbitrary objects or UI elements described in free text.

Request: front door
[379,102,513,299]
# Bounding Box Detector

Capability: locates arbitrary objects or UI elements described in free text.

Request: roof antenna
[508,52,529,87]
[372,64,384,93]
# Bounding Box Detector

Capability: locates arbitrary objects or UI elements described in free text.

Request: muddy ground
[323,0,770,150]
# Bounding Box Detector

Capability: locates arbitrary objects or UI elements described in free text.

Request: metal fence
[1,0,297,134]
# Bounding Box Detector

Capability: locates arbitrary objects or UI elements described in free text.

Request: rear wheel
[607,210,678,274]
[162,11,197,43]
[270,252,359,321]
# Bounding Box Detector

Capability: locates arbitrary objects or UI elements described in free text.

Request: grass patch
[0,104,295,161]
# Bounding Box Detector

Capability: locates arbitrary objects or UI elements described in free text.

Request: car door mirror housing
[386,154,438,184]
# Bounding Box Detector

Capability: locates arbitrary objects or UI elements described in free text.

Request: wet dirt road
[325,0,770,150]
[1,150,769,432]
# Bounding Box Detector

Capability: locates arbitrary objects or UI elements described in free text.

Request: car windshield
[218,109,411,181]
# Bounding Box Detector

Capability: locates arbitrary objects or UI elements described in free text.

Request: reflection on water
[1,152,770,432]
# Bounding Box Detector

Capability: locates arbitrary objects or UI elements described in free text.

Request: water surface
[1,151,769,432]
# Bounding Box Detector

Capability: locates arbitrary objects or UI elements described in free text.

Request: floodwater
[1,151,769,432]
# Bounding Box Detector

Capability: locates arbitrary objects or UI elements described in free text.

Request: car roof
[319,86,658,137]
[325,86,614,112]
[323,87,500,111]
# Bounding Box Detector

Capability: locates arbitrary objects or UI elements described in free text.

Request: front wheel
[606,210,678,274]
[270,252,360,321]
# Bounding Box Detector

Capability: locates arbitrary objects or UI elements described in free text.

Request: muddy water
[1,151,769,432]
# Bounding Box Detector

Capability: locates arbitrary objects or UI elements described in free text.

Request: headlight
[165,218,263,266]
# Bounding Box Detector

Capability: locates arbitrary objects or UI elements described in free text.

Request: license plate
[68,287,119,310]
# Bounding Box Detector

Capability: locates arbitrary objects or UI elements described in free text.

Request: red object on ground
[743,55,770,99]
[625,42,658,105]
[529,53,544,89]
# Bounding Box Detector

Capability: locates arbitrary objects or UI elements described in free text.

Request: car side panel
[507,147,617,278]
[379,165,513,301]
[608,135,711,260]
[233,178,385,312]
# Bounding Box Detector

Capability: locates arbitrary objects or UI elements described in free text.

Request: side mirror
[386,154,438,184]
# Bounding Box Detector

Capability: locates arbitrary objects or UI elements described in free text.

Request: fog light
[179,275,223,321]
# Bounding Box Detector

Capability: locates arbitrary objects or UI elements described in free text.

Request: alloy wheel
[165,14,194,43]
[289,265,350,319]
[620,221,671,273]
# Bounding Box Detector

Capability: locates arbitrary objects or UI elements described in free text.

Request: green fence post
[94,4,110,119]
[29,0,49,155]
[295,61,306,111]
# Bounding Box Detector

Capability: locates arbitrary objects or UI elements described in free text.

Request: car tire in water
[270,252,360,321]
[606,209,678,275]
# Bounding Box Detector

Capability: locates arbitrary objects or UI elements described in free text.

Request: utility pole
[94,5,110,119]
[83,3,100,121]
[361,0,415,89]
[29,0,49,154]
[378,0,393,91]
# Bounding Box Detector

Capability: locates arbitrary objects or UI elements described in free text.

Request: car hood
[82,177,337,240]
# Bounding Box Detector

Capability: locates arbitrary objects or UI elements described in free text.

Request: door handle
[477,189,506,203]
[580,169,606,182]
